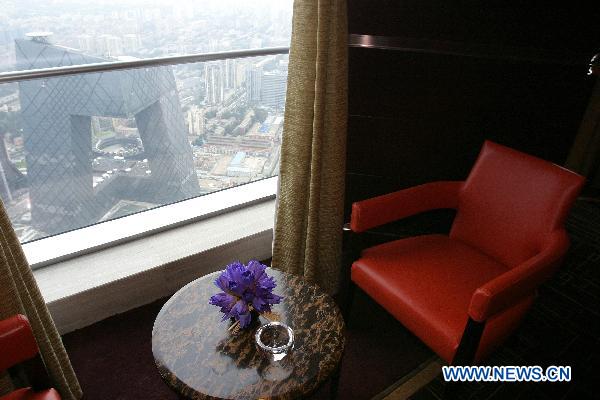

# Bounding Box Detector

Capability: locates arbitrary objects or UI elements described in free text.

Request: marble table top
[152,268,345,400]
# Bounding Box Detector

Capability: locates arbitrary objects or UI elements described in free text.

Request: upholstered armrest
[350,181,463,233]
[468,230,570,322]
[0,314,39,372]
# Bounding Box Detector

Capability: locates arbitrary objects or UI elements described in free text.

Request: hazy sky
[0,0,293,71]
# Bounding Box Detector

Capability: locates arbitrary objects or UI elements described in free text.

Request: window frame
[0,48,289,268]
[23,176,277,269]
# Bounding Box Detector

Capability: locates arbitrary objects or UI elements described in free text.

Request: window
[0,0,292,244]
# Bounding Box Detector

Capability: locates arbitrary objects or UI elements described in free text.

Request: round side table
[152,268,345,399]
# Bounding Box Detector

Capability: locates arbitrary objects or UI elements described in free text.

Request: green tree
[253,108,268,123]
[0,111,21,135]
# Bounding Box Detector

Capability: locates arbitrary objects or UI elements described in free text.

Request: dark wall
[348,1,598,52]
[345,1,600,216]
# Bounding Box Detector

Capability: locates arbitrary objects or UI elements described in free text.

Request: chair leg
[442,318,486,399]
[330,360,342,399]
[452,318,485,366]
[8,354,53,391]
[341,223,360,326]
[342,279,356,324]
[443,380,461,400]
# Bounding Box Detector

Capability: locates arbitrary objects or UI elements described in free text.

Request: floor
[62,282,432,400]
[411,200,599,400]
[62,199,599,400]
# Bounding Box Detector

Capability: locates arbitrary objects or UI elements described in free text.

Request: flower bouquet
[209,260,282,330]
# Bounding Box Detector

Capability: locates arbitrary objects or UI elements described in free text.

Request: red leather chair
[0,315,61,400]
[347,140,585,365]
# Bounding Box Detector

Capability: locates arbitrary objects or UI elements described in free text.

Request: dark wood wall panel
[345,1,600,218]
[347,114,479,181]
[348,47,590,166]
[348,1,600,53]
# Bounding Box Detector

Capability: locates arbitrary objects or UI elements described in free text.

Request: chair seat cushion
[352,234,510,362]
[0,388,61,400]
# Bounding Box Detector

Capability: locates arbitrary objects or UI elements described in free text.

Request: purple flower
[209,260,283,328]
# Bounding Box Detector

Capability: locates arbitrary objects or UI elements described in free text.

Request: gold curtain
[0,201,82,399]
[272,0,348,294]
[566,73,600,188]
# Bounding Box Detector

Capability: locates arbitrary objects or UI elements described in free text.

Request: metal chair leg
[342,279,356,324]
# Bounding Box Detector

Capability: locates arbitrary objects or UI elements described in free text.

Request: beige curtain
[566,72,600,189]
[0,201,82,399]
[272,0,348,294]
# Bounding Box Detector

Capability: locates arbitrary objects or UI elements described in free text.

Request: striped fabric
[0,200,82,399]
[272,0,348,294]
[566,79,600,189]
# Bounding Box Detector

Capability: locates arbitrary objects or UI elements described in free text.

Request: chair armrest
[468,230,570,322]
[350,181,463,233]
[0,314,39,372]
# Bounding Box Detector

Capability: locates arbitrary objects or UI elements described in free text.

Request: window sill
[32,191,276,334]
[24,177,277,269]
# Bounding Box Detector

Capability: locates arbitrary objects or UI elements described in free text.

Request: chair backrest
[450,141,585,267]
[0,314,38,372]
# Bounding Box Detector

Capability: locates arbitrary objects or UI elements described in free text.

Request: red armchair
[0,315,61,400]
[346,140,585,365]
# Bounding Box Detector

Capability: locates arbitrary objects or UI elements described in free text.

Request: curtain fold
[272,0,348,294]
[565,78,600,189]
[0,201,82,399]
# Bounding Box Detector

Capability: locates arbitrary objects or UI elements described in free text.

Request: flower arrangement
[209,260,282,330]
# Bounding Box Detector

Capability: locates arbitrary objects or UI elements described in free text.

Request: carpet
[63,285,433,400]
[410,200,600,400]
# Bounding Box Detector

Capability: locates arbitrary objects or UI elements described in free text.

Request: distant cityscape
[0,0,292,242]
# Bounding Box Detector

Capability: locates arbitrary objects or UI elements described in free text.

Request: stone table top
[152,268,345,400]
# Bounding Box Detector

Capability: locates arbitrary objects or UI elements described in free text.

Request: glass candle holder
[255,322,294,361]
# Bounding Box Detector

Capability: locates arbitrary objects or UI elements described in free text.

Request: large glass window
[0,0,292,243]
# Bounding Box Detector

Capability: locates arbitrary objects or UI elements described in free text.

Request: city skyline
[0,0,292,72]
[16,36,200,236]
[0,1,292,242]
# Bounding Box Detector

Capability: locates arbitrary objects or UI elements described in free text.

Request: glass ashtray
[255,322,294,361]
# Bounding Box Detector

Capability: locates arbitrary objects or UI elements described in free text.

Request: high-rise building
[123,34,142,53]
[205,62,224,105]
[224,59,236,89]
[250,37,263,49]
[0,136,26,204]
[208,39,219,52]
[77,34,95,53]
[186,106,205,136]
[100,34,123,57]
[15,35,199,235]
[245,66,263,104]
[260,71,287,109]
[235,62,247,88]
